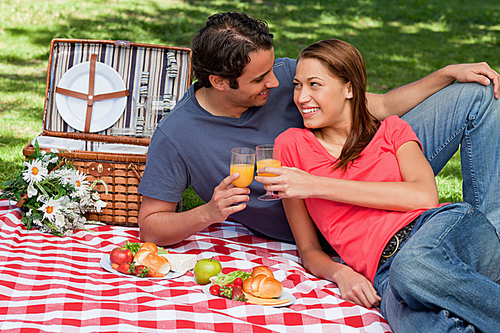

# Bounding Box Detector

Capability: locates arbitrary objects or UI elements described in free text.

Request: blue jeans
[373,203,500,333]
[402,82,500,231]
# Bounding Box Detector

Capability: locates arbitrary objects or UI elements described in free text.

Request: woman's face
[293,57,353,129]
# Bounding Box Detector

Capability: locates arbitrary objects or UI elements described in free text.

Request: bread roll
[134,248,151,263]
[251,266,274,278]
[140,242,158,254]
[141,253,171,274]
[243,273,282,298]
[134,245,170,275]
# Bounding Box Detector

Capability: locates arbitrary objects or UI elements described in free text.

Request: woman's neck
[312,124,350,159]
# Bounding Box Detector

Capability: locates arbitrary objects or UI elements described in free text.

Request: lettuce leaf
[123,241,142,255]
[123,241,168,256]
[209,270,252,286]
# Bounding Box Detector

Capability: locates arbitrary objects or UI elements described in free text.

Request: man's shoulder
[157,85,199,128]
[274,57,296,66]
[274,57,296,75]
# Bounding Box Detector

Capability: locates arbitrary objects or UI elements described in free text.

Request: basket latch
[89,162,113,177]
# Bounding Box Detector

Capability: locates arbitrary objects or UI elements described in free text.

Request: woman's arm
[282,198,381,308]
[257,141,438,212]
[366,62,500,120]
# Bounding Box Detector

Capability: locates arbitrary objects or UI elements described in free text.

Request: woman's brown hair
[298,39,380,172]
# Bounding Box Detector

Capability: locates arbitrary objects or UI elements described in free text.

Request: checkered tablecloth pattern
[0,199,391,332]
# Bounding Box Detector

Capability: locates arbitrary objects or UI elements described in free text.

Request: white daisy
[22,160,48,184]
[70,170,90,195]
[38,197,64,223]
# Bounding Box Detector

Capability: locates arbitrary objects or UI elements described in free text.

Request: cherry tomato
[233,278,243,286]
[209,284,220,296]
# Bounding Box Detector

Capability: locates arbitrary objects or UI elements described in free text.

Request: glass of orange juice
[256,144,281,201]
[230,147,256,188]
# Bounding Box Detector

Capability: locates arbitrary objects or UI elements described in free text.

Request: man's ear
[209,75,226,92]
[345,81,354,99]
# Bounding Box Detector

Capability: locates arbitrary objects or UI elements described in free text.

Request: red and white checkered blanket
[0,199,391,332]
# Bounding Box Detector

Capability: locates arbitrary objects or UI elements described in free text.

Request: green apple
[194,258,222,285]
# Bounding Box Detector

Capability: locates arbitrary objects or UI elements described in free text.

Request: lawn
[1,0,499,208]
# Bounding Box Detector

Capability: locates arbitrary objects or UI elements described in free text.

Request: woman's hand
[333,265,381,308]
[255,166,316,199]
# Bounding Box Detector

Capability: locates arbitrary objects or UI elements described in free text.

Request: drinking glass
[230,147,256,188]
[256,144,281,201]
[144,96,164,137]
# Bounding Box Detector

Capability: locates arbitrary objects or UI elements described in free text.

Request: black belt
[378,220,416,268]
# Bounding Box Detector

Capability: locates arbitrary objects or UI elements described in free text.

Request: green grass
[2,0,499,207]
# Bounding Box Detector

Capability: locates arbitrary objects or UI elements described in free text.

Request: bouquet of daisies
[0,141,107,236]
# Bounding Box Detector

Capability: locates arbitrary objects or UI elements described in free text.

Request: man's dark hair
[191,11,274,89]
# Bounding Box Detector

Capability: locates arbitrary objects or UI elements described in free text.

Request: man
[138,11,500,246]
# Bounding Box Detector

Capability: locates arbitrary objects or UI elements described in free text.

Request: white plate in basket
[97,144,148,155]
[32,136,85,151]
[56,61,127,133]
[100,256,186,280]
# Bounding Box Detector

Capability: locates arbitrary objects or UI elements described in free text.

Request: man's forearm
[139,204,213,246]
[367,65,456,120]
[368,62,500,120]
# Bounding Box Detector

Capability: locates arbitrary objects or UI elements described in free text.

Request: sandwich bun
[242,274,282,299]
[134,243,170,275]
[251,266,274,278]
[140,242,158,254]
[134,248,151,263]
[137,252,171,274]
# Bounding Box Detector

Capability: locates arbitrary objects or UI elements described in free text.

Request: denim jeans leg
[379,287,477,333]
[402,82,500,230]
[375,203,500,333]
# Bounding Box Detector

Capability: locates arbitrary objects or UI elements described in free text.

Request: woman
[256,39,500,332]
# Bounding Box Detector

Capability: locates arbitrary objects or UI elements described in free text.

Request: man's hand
[334,265,382,308]
[447,62,500,99]
[255,166,316,199]
[204,173,251,222]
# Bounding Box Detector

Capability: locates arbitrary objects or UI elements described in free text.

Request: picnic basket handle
[128,163,142,181]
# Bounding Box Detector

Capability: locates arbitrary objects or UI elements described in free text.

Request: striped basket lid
[41,39,192,146]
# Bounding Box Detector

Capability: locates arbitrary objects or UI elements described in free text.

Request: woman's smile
[301,107,320,117]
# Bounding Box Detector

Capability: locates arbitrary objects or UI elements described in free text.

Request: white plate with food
[56,61,127,132]
[100,256,186,280]
[202,285,296,307]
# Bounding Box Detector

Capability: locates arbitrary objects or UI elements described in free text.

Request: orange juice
[230,163,255,187]
[257,158,281,177]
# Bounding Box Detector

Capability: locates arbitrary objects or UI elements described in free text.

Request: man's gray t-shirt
[138,58,303,242]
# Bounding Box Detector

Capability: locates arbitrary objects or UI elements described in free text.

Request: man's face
[226,48,279,110]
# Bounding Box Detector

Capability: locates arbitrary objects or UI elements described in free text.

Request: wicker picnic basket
[22,39,192,226]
